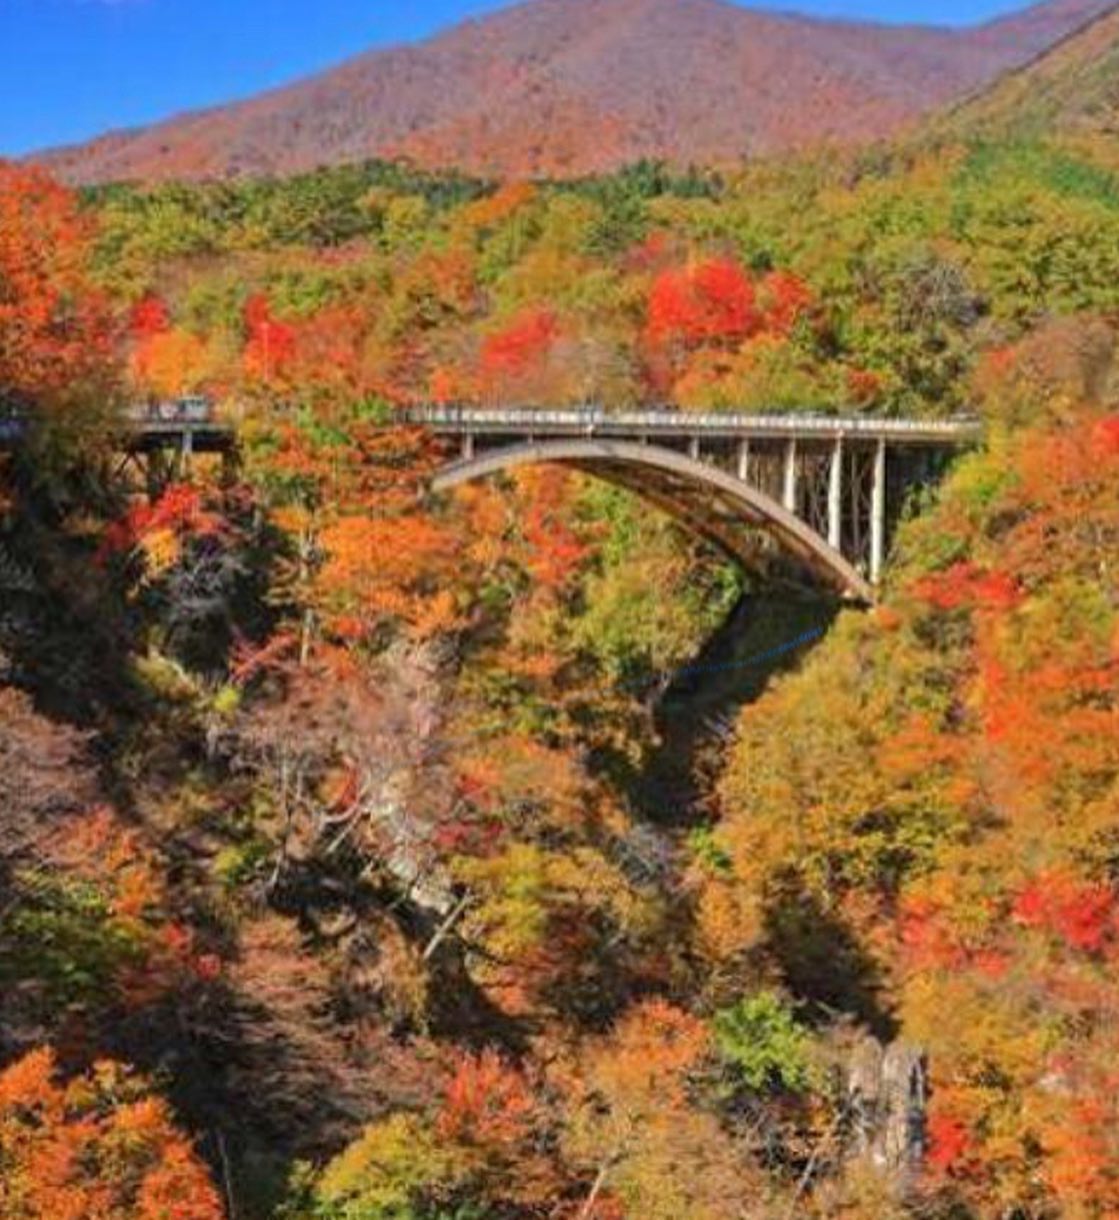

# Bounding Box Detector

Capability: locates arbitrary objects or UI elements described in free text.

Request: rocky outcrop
[847,1035,928,1180]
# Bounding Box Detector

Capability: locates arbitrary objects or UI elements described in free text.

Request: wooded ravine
[2,7,1119,1216]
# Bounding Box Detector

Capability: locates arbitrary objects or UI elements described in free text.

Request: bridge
[2,398,981,601]
[405,407,982,602]
[0,397,237,492]
[115,398,237,489]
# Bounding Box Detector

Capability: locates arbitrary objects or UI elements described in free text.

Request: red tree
[243,293,297,385]
[129,295,172,341]
[646,258,759,348]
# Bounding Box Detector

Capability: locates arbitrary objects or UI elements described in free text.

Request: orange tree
[0,163,118,458]
[0,1047,223,1220]
[245,408,468,660]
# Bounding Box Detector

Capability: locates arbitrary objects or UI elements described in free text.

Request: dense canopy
[1,67,1119,1220]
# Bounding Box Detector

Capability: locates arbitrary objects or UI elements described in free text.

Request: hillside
[36,0,1114,183]
[5,12,1119,1207]
[944,1,1119,140]
[5,142,1119,1216]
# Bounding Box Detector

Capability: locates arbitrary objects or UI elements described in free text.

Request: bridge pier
[737,438,750,482]
[828,437,843,551]
[782,439,798,514]
[870,438,887,585]
[180,424,194,478]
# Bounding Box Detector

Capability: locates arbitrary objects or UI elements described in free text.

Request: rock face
[848,1035,928,1179]
[33,0,1116,184]
[357,635,461,918]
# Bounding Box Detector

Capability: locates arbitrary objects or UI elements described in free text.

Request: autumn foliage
[0,161,115,423]
[0,1049,223,1220]
[711,377,1119,1215]
[242,293,297,386]
[7,134,1119,1220]
[647,259,760,347]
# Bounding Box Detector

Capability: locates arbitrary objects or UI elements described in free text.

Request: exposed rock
[847,1034,927,1179]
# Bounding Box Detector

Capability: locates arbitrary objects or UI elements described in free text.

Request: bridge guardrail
[126,396,219,425]
[401,405,982,441]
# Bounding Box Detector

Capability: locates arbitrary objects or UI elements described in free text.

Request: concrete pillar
[783,438,798,513]
[688,435,701,462]
[870,438,887,584]
[828,436,843,551]
[461,432,475,461]
[181,426,194,480]
[736,438,750,483]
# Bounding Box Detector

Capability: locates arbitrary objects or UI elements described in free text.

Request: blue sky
[0,0,1042,156]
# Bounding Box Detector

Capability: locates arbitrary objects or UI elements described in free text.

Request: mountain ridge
[940,0,1119,139]
[34,0,1117,183]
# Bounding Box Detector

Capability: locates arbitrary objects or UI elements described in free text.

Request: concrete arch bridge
[405,407,982,603]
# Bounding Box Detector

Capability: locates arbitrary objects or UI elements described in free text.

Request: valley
[1,1,1119,1216]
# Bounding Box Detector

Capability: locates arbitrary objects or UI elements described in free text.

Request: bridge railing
[125,396,219,425]
[401,405,982,443]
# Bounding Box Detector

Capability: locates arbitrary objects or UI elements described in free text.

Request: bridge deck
[0,415,235,452]
[122,418,235,453]
[1,401,978,599]
[403,407,982,447]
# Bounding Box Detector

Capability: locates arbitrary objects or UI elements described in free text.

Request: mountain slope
[37,0,1116,184]
[943,2,1119,140]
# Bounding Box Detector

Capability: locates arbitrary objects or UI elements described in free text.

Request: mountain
[36,0,1117,184]
[942,2,1119,140]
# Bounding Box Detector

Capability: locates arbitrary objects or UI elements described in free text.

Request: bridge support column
[180,427,194,479]
[736,439,750,482]
[688,435,701,462]
[461,433,475,461]
[783,439,798,513]
[828,437,843,551]
[870,438,887,585]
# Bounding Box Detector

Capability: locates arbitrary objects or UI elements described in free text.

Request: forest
[1,109,1118,1220]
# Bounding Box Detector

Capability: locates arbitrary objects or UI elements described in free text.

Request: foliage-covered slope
[942,2,1119,141]
[35,0,1114,183]
[708,325,1119,1216]
[5,98,1119,1219]
[80,129,1119,420]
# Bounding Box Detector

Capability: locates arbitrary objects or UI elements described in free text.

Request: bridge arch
[431,438,875,602]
